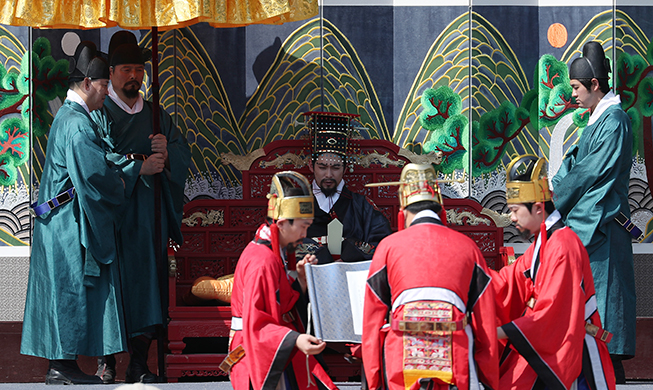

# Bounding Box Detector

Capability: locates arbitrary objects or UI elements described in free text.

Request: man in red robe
[362,163,499,390]
[226,171,338,390]
[493,154,615,390]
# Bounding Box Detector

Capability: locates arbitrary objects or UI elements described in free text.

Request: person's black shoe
[96,355,116,384]
[125,335,161,383]
[125,365,160,383]
[46,359,103,385]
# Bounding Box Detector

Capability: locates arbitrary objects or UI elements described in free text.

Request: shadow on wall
[253,37,282,86]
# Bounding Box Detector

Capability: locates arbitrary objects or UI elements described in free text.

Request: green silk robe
[92,98,190,335]
[21,100,128,359]
[552,103,636,356]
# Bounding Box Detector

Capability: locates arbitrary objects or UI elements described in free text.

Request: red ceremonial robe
[362,212,499,390]
[229,224,337,390]
[492,211,615,390]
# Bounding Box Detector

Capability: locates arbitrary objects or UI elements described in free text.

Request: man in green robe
[21,42,127,384]
[91,31,191,384]
[552,41,636,383]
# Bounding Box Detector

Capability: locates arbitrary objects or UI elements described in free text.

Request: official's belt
[391,315,468,333]
[30,187,76,217]
[585,322,613,343]
[125,153,147,161]
[310,236,374,254]
[614,212,644,241]
[219,344,245,374]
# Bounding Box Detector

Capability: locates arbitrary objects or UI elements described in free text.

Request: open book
[304,260,372,343]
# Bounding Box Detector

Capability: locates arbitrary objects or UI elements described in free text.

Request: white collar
[108,83,144,114]
[531,210,562,275]
[313,179,345,213]
[411,209,441,224]
[66,89,90,114]
[544,209,562,230]
[588,91,620,126]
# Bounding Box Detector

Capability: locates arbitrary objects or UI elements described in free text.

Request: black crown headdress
[303,111,360,167]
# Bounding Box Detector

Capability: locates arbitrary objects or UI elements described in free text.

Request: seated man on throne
[300,117,392,264]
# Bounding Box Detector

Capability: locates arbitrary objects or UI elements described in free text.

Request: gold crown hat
[505,154,552,204]
[398,163,443,208]
[366,163,443,206]
[366,163,444,230]
[267,171,314,221]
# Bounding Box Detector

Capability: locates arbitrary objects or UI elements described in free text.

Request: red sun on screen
[548,23,568,48]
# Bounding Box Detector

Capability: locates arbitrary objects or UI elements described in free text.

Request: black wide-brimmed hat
[68,41,109,83]
[108,30,151,67]
[569,41,611,80]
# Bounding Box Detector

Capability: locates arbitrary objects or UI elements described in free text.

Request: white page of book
[346,270,368,335]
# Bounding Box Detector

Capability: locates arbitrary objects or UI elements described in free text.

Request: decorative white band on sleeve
[231,316,243,331]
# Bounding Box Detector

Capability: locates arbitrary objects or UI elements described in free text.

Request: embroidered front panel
[402,301,454,389]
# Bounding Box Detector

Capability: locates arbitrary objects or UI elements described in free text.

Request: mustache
[320,179,336,186]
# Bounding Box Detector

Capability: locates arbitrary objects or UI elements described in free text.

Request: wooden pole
[150,26,166,381]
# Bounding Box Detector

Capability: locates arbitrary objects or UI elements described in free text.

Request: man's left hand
[150,134,168,161]
[296,254,317,293]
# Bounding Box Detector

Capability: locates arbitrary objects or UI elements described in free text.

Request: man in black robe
[300,113,392,264]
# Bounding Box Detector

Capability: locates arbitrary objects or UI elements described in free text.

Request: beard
[319,179,338,197]
[321,186,337,197]
[517,226,534,240]
[121,81,142,99]
[286,240,304,253]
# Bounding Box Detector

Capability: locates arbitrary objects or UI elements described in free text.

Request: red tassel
[270,223,296,270]
[539,220,547,261]
[270,223,282,262]
[439,207,447,226]
[397,209,405,231]
[286,248,296,271]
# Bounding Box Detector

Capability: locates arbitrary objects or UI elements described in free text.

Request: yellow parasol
[0,0,318,30]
